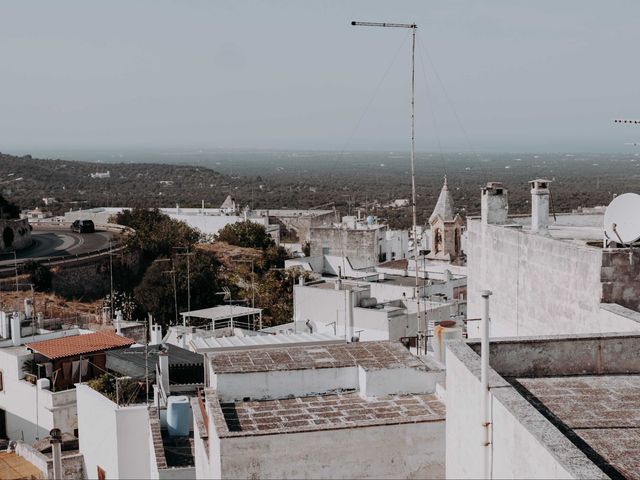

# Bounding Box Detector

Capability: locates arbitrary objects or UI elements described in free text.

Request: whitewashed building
[0,312,133,444]
[193,341,445,479]
[446,332,640,479]
[467,181,640,338]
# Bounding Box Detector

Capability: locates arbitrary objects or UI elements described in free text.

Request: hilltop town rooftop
[208,341,429,374]
[208,391,445,437]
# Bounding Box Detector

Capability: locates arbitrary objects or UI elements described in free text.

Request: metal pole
[409,26,422,349]
[109,240,114,323]
[480,290,493,479]
[351,19,421,346]
[13,251,18,298]
[172,270,178,326]
[50,429,62,480]
[186,246,191,314]
[251,260,255,309]
[145,314,150,405]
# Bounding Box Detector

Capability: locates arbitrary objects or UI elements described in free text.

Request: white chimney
[115,310,123,335]
[529,179,552,233]
[158,351,170,397]
[24,299,33,319]
[150,324,163,346]
[0,311,8,338]
[11,312,21,346]
[481,182,508,225]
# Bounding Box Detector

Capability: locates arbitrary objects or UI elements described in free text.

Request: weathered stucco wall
[310,228,379,269]
[445,341,606,479]
[218,421,445,479]
[77,384,151,479]
[467,219,618,337]
[601,248,640,312]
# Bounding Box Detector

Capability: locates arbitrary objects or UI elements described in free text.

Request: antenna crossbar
[351,21,417,29]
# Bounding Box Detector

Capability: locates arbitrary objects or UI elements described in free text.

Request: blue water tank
[367,215,375,225]
[167,395,191,437]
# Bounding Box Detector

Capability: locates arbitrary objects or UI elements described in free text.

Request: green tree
[248,268,311,327]
[113,208,201,262]
[134,250,223,329]
[0,194,20,220]
[216,221,274,249]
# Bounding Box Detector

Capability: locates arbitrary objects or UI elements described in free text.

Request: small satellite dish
[604,193,640,244]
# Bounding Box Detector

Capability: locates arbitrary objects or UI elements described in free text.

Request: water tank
[366,215,375,225]
[167,396,191,437]
[359,297,378,308]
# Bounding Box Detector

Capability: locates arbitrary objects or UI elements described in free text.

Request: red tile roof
[25,331,135,360]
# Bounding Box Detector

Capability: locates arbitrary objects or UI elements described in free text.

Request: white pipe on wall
[480,290,492,479]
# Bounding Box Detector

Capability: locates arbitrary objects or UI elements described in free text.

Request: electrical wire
[417,35,489,182]
[329,29,412,178]
[416,34,447,178]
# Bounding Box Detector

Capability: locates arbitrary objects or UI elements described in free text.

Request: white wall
[216,421,445,479]
[76,384,151,480]
[466,219,625,337]
[213,367,358,402]
[0,347,77,443]
[358,366,443,397]
[445,341,607,479]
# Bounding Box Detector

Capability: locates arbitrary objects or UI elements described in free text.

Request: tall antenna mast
[352,20,422,334]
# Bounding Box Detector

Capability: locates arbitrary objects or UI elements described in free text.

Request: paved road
[0,229,115,268]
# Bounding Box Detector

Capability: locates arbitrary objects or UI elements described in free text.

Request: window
[0,371,4,392]
[97,466,106,480]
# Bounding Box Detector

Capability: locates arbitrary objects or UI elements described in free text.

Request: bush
[216,221,274,250]
[22,261,52,291]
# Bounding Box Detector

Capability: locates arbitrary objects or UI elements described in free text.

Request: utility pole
[236,259,255,308]
[154,258,179,326]
[352,20,422,336]
[173,246,194,325]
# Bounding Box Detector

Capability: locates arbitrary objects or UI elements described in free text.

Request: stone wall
[51,250,141,299]
[601,248,640,312]
[0,218,31,252]
[310,227,379,269]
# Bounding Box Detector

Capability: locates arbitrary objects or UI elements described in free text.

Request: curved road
[0,229,116,268]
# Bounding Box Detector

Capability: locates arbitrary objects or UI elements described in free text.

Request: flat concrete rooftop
[214,391,445,437]
[209,341,427,374]
[498,212,604,244]
[518,375,640,479]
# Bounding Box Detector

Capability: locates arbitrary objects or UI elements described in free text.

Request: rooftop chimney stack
[529,179,552,233]
[481,182,508,225]
[158,349,170,398]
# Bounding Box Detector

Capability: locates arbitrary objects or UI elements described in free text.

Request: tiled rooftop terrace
[208,341,427,374]
[518,375,640,480]
[212,391,445,437]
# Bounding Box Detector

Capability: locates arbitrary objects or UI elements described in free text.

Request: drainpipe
[50,428,62,480]
[480,290,492,479]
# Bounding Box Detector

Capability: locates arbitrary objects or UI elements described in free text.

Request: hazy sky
[1,1,639,154]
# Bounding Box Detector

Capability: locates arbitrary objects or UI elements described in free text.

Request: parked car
[71,219,95,233]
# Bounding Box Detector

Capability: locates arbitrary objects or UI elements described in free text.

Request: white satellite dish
[604,193,640,244]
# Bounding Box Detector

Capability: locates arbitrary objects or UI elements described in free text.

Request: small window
[0,371,4,392]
